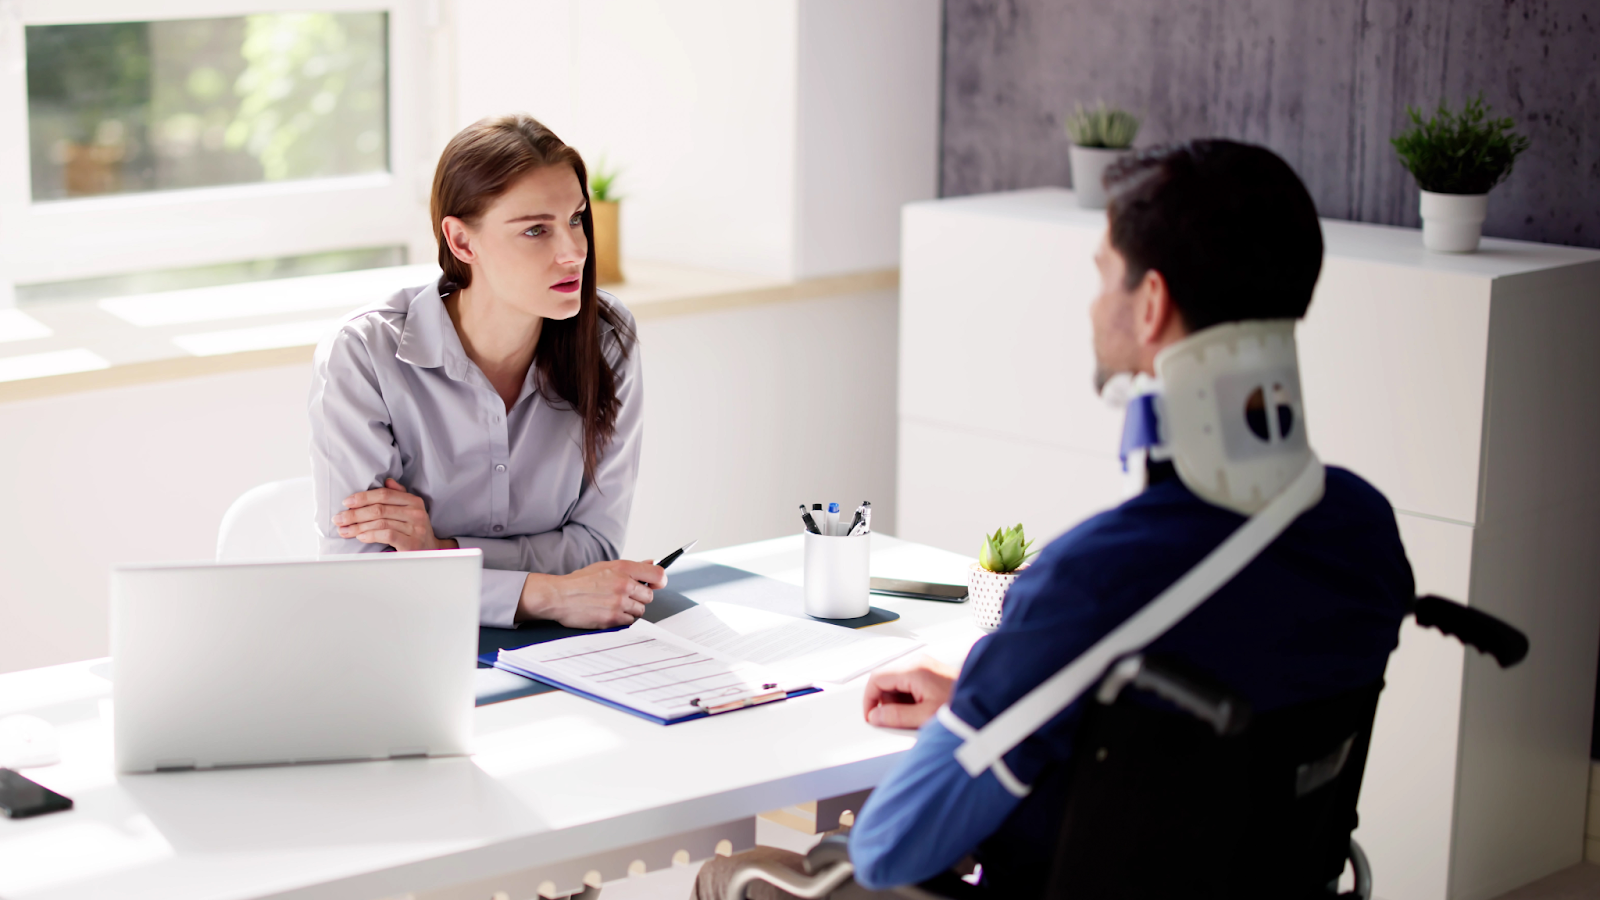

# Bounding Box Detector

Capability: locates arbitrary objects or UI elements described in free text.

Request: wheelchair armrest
[725,856,855,900]
[1096,655,1252,736]
[890,870,987,900]
[800,835,983,900]
[1412,595,1528,668]
[804,833,852,873]
[1346,837,1373,900]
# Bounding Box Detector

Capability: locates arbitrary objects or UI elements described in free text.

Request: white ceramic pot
[1419,190,1489,253]
[1069,145,1125,209]
[968,562,1027,632]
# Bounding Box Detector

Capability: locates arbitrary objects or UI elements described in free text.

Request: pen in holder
[803,530,871,619]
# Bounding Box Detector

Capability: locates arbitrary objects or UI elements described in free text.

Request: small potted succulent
[1064,102,1140,209]
[969,524,1038,632]
[1391,94,1529,253]
[588,155,624,284]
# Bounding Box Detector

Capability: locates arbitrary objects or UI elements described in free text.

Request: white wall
[454,0,798,279]
[451,0,939,280]
[628,289,899,561]
[795,0,942,279]
[0,366,314,674]
[0,291,897,674]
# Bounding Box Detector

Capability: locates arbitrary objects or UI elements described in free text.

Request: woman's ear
[441,216,477,265]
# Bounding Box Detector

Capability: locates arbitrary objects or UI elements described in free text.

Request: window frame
[0,0,434,298]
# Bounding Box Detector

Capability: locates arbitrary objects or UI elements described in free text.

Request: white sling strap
[952,456,1327,783]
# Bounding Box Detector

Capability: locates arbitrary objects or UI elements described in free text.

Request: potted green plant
[588,155,624,284]
[969,524,1039,632]
[1064,102,1140,209]
[1391,94,1529,253]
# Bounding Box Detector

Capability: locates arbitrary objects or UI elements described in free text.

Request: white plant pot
[968,562,1027,633]
[1069,145,1125,209]
[1419,190,1489,253]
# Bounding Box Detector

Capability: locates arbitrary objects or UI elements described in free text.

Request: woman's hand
[862,654,959,729]
[520,559,667,629]
[334,478,458,552]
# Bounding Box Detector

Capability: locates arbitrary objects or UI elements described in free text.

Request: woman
[309,114,664,628]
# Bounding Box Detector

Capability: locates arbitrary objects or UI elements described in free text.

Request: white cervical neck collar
[1105,319,1319,516]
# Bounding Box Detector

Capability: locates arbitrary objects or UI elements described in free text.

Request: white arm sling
[953,455,1325,785]
[954,320,1325,788]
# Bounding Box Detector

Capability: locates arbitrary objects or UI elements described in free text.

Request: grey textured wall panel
[942,0,1600,247]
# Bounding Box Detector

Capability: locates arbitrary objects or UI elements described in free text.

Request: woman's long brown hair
[430,114,636,486]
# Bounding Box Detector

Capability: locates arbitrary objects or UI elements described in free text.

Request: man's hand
[334,478,457,552]
[862,654,959,730]
[521,559,667,629]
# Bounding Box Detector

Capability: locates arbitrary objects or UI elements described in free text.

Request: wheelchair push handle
[1411,595,1529,668]
[1096,655,1252,736]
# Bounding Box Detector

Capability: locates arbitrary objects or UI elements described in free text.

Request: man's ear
[1133,268,1181,348]
[441,216,477,265]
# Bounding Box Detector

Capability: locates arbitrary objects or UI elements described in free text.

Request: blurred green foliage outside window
[25,12,388,201]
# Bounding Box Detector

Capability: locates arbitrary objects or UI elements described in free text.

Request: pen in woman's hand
[657,539,698,571]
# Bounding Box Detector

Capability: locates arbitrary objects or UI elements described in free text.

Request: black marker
[799,504,822,534]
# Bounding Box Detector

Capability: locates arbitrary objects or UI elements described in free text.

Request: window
[25,13,390,201]
[0,1,432,299]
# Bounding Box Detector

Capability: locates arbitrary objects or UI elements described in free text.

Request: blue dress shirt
[308,281,643,626]
[850,466,1413,896]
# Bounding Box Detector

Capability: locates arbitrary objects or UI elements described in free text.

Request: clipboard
[492,655,820,725]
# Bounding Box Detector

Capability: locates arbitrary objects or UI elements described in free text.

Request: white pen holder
[803,531,871,619]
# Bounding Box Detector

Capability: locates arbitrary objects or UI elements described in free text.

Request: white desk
[0,535,983,900]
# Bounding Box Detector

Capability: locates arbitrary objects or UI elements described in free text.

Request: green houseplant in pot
[1391,94,1529,253]
[1064,102,1140,209]
[969,524,1038,632]
[588,155,624,284]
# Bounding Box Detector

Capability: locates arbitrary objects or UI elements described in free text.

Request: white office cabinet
[898,188,1600,900]
[898,191,1125,556]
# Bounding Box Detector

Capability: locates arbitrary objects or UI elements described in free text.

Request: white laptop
[111,549,481,773]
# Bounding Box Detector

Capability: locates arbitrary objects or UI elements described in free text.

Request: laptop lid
[111,550,481,773]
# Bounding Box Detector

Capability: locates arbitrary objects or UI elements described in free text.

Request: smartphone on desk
[0,768,73,819]
[870,577,968,603]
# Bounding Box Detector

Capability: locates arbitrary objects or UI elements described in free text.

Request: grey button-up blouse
[308,280,643,626]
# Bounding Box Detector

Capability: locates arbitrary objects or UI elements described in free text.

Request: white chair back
[216,476,320,561]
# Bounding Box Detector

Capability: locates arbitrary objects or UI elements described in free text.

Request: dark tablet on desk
[870,577,968,603]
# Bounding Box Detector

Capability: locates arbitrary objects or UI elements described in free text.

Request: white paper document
[497,625,794,721]
[496,601,924,721]
[653,601,923,685]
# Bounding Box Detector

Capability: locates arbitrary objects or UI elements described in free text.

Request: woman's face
[444,164,589,320]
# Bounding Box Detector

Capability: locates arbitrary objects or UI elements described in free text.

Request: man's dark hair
[1103,140,1324,332]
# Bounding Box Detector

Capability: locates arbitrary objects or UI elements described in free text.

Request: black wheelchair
[724,595,1529,900]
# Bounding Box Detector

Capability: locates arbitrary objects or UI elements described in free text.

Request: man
[694,140,1414,900]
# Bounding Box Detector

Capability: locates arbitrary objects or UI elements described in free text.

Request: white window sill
[0,261,897,402]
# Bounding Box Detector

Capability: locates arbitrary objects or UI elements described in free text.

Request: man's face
[1090,231,1140,392]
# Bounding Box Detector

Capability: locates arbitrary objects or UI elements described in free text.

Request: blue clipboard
[491,655,821,725]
